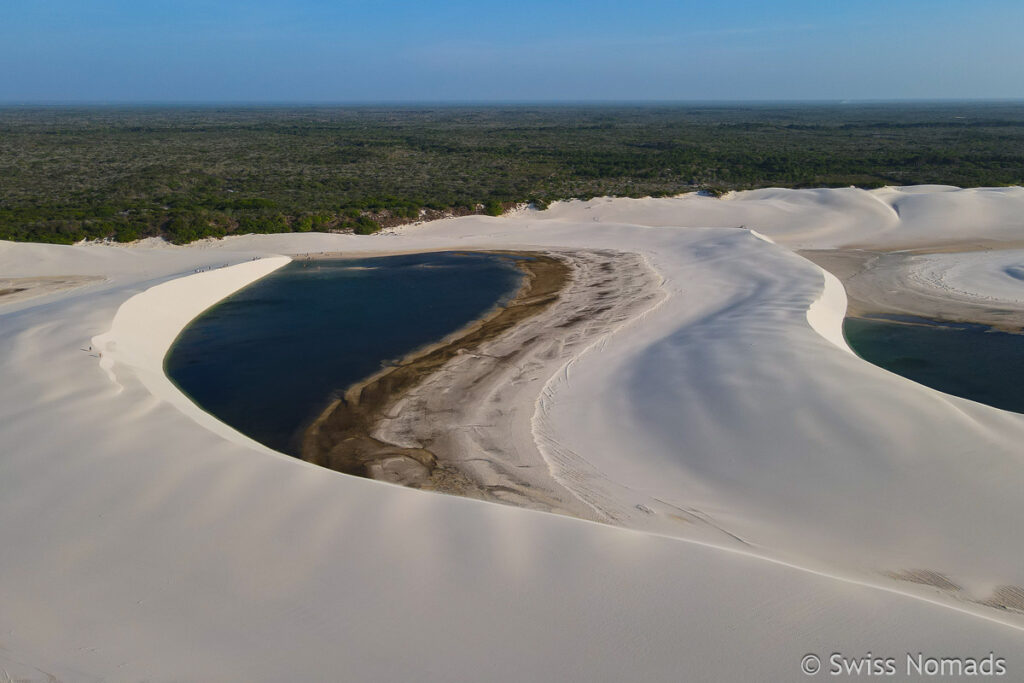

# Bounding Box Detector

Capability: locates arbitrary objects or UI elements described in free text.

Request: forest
[2,102,1022,244]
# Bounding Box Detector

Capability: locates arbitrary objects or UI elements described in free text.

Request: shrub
[352,217,381,235]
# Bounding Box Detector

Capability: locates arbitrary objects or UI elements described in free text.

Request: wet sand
[300,248,663,518]
[801,248,1024,332]
[301,252,571,497]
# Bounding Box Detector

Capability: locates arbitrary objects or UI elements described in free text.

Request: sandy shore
[301,249,663,519]
[801,247,1024,331]
[300,253,575,498]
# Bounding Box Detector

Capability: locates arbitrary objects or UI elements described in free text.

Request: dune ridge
[3,186,1024,680]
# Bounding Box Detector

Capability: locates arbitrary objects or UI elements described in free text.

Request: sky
[2,0,1022,103]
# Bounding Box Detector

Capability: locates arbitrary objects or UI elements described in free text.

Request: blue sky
[2,0,1022,102]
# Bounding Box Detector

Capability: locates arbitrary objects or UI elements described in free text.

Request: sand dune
[2,186,1024,680]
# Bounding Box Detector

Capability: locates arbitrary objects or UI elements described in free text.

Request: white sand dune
[2,186,1024,681]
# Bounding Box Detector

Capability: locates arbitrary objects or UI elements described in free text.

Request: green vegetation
[2,103,1023,244]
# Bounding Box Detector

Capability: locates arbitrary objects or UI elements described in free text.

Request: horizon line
[2,97,1024,109]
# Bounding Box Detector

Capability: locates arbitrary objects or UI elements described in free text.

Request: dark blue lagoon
[165,252,525,454]
[843,316,1024,414]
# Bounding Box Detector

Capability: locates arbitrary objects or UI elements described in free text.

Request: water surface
[165,252,524,454]
[844,316,1024,414]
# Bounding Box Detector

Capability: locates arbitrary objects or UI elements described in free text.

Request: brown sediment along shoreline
[300,252,571,490]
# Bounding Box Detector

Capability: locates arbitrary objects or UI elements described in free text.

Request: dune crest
[4,186,1024,680]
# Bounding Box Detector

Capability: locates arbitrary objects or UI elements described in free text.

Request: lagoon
[844,315,1024,415]
[164,252,524,454]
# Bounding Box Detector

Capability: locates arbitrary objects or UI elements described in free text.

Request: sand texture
[3,186,1024,680]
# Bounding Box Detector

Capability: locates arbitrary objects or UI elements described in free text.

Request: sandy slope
[2,186,1024,681]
